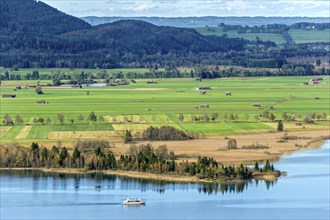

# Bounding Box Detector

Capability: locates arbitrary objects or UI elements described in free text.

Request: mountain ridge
[0,0,247,68]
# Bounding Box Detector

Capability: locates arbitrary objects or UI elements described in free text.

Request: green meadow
[1,76,329,143]
[195,27,330,44]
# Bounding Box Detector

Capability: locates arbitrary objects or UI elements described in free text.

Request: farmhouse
[71,85,82,88]
[253,103,261,107]
[16,86,21,90]
[2,94,16,98]
[310,78,321,84]
[36,100,47,104]
[147,81,157,84]
[198,86,211,90]
[28,85,36,89]
[303,82,309,85]
[200,104,209,108]
[226,91,232,96]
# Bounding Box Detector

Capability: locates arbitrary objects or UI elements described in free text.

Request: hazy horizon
[41,0,330,18]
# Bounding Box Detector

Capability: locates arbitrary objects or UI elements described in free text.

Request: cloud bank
[42,0,330,17]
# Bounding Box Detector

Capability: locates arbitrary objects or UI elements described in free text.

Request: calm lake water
[1,140,329,220]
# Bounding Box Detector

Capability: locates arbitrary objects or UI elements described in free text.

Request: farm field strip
[15,126,33,139]
[1,126,25,141]
[47,131,120,140]
[1,76,329,143]
[0,127,12,138]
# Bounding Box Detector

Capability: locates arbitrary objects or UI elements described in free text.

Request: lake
[1,140,329,220]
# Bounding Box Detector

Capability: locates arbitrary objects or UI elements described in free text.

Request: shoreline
[0,131,328,184]
[0,167,280,183]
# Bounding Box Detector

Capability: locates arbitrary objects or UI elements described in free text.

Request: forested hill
[0,0,247,68]
[63,20,246,55]
[0,0,91,34]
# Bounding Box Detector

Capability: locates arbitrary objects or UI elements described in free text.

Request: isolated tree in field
[4,114,13,125]
[223,112,228,121]
[69,118,74,124]
[88,112,97,123]
[254,115,260,122]
[281,112,288,121]
[15,114,24,125]
[46,116,51,125]
[78,114,84,123]
[227,138,237,149]
[269,113,276,121]
[179,113,184,122]
[277,120,284,132]
[316,114,322,121]
[37,117,44,124]
[124,130,133,143]
[321,113,327,120]
[263,109,270,119]
[211,112,219,121]
[294,112,301,119]
[203,114,210,122]
[86,91,90,95]
[234,113,239,121]
[243,113,249,121]
[35,86,43,94]
[98,116,105,123]
[229,113,235,121]
[56,113,64,125]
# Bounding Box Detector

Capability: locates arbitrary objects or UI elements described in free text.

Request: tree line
[1,62,329,82]
[0,142,280,181]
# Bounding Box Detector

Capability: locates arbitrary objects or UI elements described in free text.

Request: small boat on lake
[122,198,145,205]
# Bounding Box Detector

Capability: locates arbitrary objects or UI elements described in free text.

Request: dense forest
[0,0,329,72]
[0,141,280,181]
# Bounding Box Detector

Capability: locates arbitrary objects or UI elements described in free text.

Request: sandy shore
[0,167,281,183]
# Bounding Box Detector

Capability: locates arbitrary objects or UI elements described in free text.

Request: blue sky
[42,0,330,17]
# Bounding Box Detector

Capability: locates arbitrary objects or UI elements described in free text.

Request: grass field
[1,76,329,144]
[195,27,330,44]
[289,29,330,44]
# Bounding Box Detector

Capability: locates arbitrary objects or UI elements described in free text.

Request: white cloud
[128,3,158,11]
[41,0,330,17]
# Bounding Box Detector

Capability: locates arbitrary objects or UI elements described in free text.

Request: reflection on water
[0,140,328,220]
[0,169,276,195]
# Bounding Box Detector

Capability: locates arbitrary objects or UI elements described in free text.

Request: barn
[198,86,211,90]
[200,104,209,108]
[2,94,16,98]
